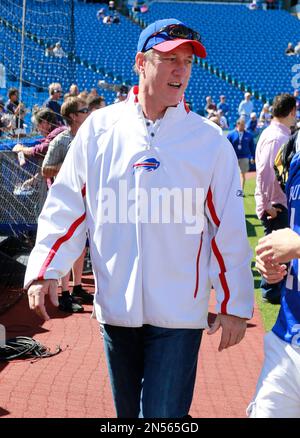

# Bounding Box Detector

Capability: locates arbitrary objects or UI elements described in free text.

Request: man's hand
[207,313,247,352]
[27,279,59,321]
[255,254,287,284]
[256,228,300,263]
[12,144,24,153]
[265,206,282,220]
[12,144,31,155]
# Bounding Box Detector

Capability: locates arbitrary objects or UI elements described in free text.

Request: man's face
[11,93,18,102]
[72,104,90,127]
[118,94,127,102]
[53,89,62,100]
[140,43,193,110]
[237,120,245,131]
[37,119,52,136]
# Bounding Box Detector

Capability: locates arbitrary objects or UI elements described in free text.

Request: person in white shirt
[238,92,254,123]
[53,42,66,58]
[294,41,300,55]
[217,109,228,130]
[24,18,254,418]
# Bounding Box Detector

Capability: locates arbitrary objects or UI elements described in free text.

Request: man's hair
[61,96,87,125]
[236,117,245,126]
[35,107,58,127]
[8,87,18,99]
[48,82,62,96]
[69,83,79,96]
[272,93,296,118]
[86,95,105,111]
[133,49,154,75]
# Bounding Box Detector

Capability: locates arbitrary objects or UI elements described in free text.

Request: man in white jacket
[25,18,254,418]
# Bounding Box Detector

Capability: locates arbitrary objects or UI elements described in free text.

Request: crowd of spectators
[203,91,270,134]
[0,81,109,140]
[247,0,280,10]
[0,81,110,312]
[97,1,121,24]
[203,90,300,213]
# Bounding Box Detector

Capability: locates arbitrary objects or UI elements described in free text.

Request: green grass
[244,177,280,332]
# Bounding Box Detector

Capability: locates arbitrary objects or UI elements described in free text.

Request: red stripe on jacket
[206,187,220,227]
[194,232,203,298]
[37,212,86,280]
[38,185,87,279]
[211,237,230,313]
[183,99,191,114]
[132,85,139,103]
[206,188,230,313]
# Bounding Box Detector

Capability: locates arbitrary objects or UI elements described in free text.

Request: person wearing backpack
[255,94,296,304]
[274,127,300,193]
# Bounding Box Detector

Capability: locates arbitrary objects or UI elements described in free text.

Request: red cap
[153,39,206,58]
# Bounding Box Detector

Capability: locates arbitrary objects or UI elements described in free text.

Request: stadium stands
[1,1,299,126]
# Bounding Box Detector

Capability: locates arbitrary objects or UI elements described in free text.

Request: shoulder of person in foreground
[49,127,70,143]
[186,110,238,161]
[87,100,126,136]
[188,109,224,138]
[42,129,73,168]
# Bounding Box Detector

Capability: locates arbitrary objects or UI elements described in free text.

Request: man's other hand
[207,313,247,352]
[27,279,59,321]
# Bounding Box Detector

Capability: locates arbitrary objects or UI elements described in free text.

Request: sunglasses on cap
[141,24,201,53]
[75,107,89,114]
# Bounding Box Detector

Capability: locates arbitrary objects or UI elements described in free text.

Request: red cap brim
[153,39,206,58]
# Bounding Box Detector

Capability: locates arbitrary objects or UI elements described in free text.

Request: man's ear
[135,52,146,74]
[69,113,76,123]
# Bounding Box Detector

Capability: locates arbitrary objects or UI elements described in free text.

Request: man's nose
[174,61,188,75]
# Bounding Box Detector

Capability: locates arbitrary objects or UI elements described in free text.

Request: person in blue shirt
[217,95,229,118]
[248,151,300,417]
[43,82,64,125]
[227,118,255,196]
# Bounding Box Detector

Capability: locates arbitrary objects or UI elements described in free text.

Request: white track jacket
[25,87,254,328]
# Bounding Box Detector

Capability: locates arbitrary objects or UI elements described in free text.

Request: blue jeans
[101,324,203,418]
[260,204,288,304]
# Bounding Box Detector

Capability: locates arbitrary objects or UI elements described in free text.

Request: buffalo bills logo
[133,158,160,173]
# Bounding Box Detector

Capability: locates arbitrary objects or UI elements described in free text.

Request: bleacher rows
[0,1,299,126]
